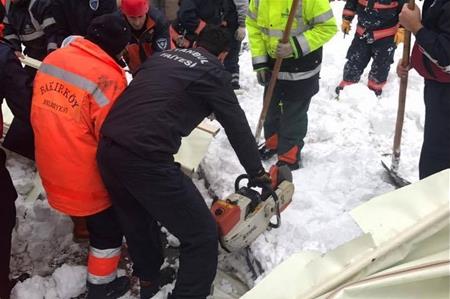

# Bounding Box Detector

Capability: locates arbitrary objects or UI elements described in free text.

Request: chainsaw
[211,165,295,252]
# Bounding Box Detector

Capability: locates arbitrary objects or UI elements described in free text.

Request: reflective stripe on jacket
[31,38,127,216]
[246,0,337,80]
[3,0,58,57]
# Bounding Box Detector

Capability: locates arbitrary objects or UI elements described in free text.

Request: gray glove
[276,41,293,58]
[256,69,271,86]
[235,26,246,41]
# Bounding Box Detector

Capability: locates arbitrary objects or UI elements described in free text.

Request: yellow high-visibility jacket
[247,0,337,81]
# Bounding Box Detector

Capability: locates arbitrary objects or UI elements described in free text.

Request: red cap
[121,0,149,17]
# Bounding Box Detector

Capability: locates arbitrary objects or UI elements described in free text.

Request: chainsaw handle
[234,174,282,228]
[267,189,281,229]
[235,174,274,195]
[234,174,250,192]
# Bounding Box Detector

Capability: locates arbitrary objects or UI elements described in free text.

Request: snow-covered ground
[7,2,425,298]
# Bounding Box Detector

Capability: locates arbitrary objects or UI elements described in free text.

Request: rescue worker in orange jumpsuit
[30,13,131,299]
[120,0,172,74]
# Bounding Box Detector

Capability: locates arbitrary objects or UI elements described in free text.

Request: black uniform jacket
[3,0,58,59]
[51,0,116,45]
[101,47,263,177]
[175,0,238,34]
[413,0,450,75]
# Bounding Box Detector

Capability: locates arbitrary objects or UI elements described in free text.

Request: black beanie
[86,13,131,58]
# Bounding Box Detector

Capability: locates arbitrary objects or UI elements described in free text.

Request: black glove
[249,169,272,188]
[256,69,271,86]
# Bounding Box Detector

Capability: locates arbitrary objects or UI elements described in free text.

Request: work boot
[140,267,177,299]
[86,276,130,299]
[276,160,301,171]
[259,146,276,161]
[335,85,344,95]
[373,89,382,97]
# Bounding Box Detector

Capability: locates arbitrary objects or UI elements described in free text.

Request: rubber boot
[86,276,130,299]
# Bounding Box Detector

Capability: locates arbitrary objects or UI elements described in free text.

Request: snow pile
[11,265,86,299]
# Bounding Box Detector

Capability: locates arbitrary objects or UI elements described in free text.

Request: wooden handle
[392,0,415,165]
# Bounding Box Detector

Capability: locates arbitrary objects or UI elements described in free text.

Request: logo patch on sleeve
[156,38,168,50]
[89,0,99,11]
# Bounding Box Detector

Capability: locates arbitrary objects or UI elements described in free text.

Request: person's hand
[256,69,271,86]
[235,26,246,41]
[399,4,423,34]
[276,41,293,58]
[396,59,411,78]
[394,27,405,45]
[249,169,272,188]
[341,19,351,34]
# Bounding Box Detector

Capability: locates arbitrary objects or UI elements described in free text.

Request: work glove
[394,27,405,45]
[235,26,246,41]
[341,19,351,34]
[276,40,293,58]
[256,69,271,86]
[249,169,272,189]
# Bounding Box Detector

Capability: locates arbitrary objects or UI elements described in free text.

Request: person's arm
[246,0,268,71]
[3,47,32,123]
[233,0,248,28]
[151,8,172,52]
[410,2,450,73]
[188,68,263,177]
[289,0,337,58]
[34,0,58,52]
[342,0,358,22]
[51,0,70,46]
[2,12,21,51]
[177,0,201,34]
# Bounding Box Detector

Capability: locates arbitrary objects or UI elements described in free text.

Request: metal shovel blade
[381,156,411,188]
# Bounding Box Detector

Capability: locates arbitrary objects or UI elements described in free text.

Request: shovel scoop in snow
[381,153,411,188]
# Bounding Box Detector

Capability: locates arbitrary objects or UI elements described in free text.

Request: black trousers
[0,149,17,298]
[343,36,396,85]
[419,80,450,179]
[86,207,123,250]
[97,139,218,299]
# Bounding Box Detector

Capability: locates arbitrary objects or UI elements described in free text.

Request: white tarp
[241,170,450,299]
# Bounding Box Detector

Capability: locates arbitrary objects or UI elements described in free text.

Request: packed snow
[6,2,425,298]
